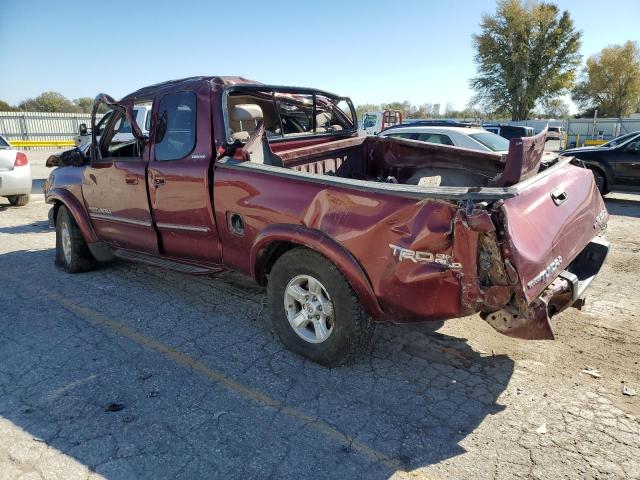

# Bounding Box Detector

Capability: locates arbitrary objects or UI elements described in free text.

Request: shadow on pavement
[0,220,51,234]
[605,196,640,219]
[0,248,514,478]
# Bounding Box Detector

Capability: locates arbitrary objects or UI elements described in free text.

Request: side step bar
[113,249,222,275]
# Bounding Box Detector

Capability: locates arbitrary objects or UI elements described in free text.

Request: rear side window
[414,133,454,145]
[388,133,417,140]
[155,92,197,161]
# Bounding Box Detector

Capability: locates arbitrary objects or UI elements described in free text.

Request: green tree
[0,99,15,111]
[471,0,582,120]
[18,91,79,112]
[536,97,570,118]
[355,103,381,119]
[73,97,95,113]
[572,41,640,118]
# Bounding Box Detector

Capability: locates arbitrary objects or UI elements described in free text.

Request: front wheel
[267,248,375,367]
[55,206,96,273]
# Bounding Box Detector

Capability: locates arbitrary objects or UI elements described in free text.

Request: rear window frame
[222,85,357,145]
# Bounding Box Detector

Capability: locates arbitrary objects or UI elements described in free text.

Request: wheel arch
[251,225,385,320]
[47,189,98,244]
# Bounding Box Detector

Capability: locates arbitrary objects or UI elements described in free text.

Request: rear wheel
[7,194,29,206]
[267,248,375,367]
[55,206,96,273]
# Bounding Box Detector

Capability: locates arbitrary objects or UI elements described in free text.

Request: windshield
[469,132,510,151]
[601,131,640,148]
[0,135,9,149]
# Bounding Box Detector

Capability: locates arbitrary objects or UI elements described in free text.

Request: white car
[379,125,513,154]
[0,134,31,206]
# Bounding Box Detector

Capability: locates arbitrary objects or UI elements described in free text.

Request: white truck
[359,110,403,135]
[75,103,152,147]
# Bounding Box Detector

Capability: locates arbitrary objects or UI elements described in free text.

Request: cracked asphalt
[0,154,638,479]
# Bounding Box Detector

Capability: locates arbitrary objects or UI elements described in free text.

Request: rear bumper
[482,236,609,340]
[0,165,32,196]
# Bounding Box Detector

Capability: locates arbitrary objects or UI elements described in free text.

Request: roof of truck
[123,76,261,100]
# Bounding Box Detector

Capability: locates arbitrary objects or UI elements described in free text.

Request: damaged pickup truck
[45,76,609,366]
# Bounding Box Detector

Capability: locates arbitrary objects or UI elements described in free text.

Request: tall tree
[0,99,15,111]
[73,97,95,113]
[471,0,582,120]
[355,103,381,119]
[572,41,640,118]
[18,91,79,112]
[536,97,570,118]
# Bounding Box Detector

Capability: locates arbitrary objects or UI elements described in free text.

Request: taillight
[14,152,28,167]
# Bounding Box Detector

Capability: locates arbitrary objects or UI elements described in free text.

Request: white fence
[0,111,99,150]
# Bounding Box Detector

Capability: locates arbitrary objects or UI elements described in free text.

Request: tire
[7,194,29,206]
[267,247,375,367]
[588,168,607,195]
[55,206,96,273]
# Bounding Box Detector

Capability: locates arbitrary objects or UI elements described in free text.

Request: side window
[95,110,113,137]
[363,114,377,129]
[100,111,142,159]
[276,94,313,136]
[415,133,454,145]
[145,110,152,132]
[389,133,417,140]
[155,92,197,161]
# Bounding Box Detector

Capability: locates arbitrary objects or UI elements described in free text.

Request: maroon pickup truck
[45,76,609,366]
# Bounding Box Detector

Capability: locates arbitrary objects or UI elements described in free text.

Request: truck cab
[360,110,403,135]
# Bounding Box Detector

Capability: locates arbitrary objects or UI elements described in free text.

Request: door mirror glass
[79,123,88,136]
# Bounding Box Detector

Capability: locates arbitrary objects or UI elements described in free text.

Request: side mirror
[59,147,85,167]
[79,123,88,136]
[626,142,639,153]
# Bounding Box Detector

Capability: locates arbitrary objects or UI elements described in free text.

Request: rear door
[147,84,222,265]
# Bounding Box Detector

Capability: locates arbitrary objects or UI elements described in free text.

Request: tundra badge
[526,256,563,289]
[389,244,462,269]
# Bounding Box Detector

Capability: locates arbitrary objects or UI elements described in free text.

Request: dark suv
[559,131,640,194]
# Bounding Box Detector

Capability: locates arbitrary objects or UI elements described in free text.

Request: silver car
[0,134,31,206]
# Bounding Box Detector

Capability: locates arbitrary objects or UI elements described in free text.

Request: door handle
[152,175,165,187]
[551,189,567,206]
[149,170,166,188]
[125,175,139,185]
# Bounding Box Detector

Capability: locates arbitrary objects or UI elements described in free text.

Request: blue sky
[1,0,638,111]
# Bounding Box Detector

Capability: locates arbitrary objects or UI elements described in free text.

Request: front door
[147,85,222,265]
[613,139,640,185]
[82,103,159,254]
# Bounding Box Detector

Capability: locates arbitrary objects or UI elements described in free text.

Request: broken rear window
[225,88,356,143]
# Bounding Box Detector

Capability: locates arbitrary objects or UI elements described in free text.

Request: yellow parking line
[10,140,75,147]
[39,289,404,472]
